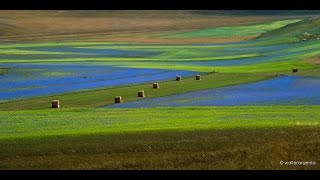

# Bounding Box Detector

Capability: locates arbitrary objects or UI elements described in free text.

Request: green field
[164,19,301,38]
[1,10,320,170]
[0,106,319,169]
[1,106,319,140]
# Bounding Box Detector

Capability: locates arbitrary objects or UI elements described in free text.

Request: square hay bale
[52,100,60,108]
[176,76,181,81]
[196,75,201,80]
[153,83,159,89]
[138,90,145,97]
[115,96,122,104]
[292,68,298,73]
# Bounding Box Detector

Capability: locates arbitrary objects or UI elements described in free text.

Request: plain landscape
[0,10,319,170]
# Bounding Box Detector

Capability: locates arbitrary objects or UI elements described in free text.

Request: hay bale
[153,83,159,89]
[292,68,298,73]
[196,75,201,80]
[138,90,145,97]
[303,32,310,36]
[176,76,181,81]
[51,100,60,108]
[115,96,122,104]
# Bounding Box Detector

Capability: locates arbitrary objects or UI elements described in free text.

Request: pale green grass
[0,54,261,63]
[112,60,315,73]
[0,49,82,55]
[164,19,301,38]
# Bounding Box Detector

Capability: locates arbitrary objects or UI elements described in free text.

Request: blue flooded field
[0,63,200,101]
[109,75,320,108]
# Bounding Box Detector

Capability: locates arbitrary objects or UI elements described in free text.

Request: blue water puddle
[19,47,160,58]
[108,75,320,108]
[0,63,200,101]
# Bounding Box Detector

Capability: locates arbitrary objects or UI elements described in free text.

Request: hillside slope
[0,10,318,43]
[257,17,320,43]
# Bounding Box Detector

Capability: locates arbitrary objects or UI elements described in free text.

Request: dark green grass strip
[0,126,319,170]
[0,72,274,110]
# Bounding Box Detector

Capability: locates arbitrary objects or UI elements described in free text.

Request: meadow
[0,107,319,169]
[0,10,320,170]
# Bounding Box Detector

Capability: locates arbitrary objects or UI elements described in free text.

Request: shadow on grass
[0,126,319,170]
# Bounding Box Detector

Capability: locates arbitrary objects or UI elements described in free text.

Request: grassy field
[1,11,320,170]
[163,19,301,38]
[1,127,318,170]
[112,59,317,73]
[1,106,319,140]
[1,40,320,74]
[0,106,319,169]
